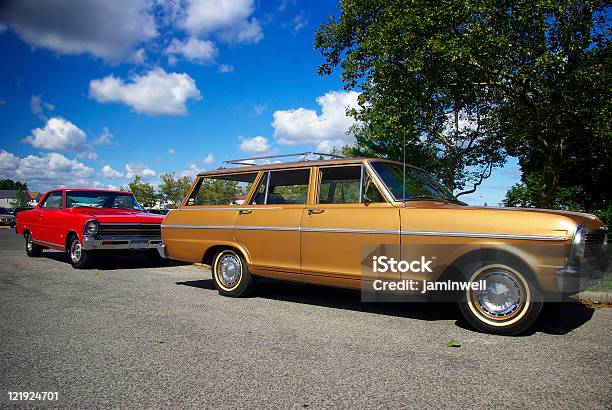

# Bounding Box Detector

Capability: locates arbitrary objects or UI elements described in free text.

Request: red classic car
[15,188,165,268]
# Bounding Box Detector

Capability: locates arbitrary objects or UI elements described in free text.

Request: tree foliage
[126,176,157,208]
[0,179,27,190]
[10,187,29,208]
[159,173,194,207]
[315,0,610,208]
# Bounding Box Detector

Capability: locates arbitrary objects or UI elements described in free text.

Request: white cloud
[102,164,124,179]
[76,151,98,161]
[239,136,272,154]
[217,64,234,73]
[289,13,308,34]
[202,153,215,163]
[30,95,54,121]
[89,68,202,116]
[0,0,157,61]
[125,163,156,178]
[23,117,87,151]
[181,0,262,44]
[272,91,360,152]
[168,148,176,155]
[0,150,95,189]
[166,37,217,64]
[177,163,200,178]
[94,127,113,144]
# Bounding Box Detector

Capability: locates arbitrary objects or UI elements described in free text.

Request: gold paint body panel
[161,159,606,293]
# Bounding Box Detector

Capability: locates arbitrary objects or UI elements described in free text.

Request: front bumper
[82,235,162,251]
[554,258,608,293]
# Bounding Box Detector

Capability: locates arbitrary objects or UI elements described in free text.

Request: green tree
[0,179,27,190]
[10,186,29,208]
[159,173,194,207]
[315,0,507,195]
[315,0,610,206]
[126,176,156,208]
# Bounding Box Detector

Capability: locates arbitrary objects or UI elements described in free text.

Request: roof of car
[197,157,403,176]
[44,188,131,195]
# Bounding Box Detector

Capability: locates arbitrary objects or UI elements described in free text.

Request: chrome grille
[584,230,606,258]
[97,223,161,237]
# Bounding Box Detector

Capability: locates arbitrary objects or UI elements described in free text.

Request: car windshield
[66,191,143,210]
[370,161,463,203]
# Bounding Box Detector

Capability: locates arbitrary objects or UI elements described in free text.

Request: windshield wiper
[405,195,466,205]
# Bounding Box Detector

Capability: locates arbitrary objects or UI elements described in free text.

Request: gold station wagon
[159,153,608,335]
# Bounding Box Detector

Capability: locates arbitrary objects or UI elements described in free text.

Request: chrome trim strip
[400,230,568,241]
[301,227,398,235]
[169,206,282,211]
[161,224,567,240]
[162,224,298,231]
[32,239,65,249]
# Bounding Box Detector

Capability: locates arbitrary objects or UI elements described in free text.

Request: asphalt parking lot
[1,228,611,408]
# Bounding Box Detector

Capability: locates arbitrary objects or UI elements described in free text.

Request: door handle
[238,209,253,215]
[308,209,325,215]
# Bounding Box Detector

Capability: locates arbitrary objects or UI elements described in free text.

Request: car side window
[41,192,63,209]
[250,169,310,205]
[186,173,258,206]
[319,166,362,204]
[363,173,386,203]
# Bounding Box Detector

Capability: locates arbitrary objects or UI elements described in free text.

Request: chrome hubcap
[71,241,82,263]
[476,270,523,318]
[26,236,33,251]
[218,254,241,287]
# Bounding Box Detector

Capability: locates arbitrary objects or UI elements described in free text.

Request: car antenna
[402,124,406,208]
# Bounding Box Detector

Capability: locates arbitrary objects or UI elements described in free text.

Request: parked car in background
[15,188,165,268]
[159,153,609,335]
[0,207,16,227]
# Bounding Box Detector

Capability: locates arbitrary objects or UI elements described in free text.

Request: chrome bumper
[82,235,162,251]
[555,261,606,293]
[156,243,167,258]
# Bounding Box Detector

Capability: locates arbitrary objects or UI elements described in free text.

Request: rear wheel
[25,232,43,257]
[68,236,94,269]
[212,249,255,297]
[458,262,542,335]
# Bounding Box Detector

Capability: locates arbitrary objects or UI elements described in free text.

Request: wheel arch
[65,230,79,250]
[203,243,250,267]
[439,247,539,288]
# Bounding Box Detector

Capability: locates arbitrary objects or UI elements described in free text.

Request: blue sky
[0,0,519,205]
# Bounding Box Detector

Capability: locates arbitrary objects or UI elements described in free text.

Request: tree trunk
[540,133,563,209]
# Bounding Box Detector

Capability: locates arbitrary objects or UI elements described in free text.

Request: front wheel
[212,249,255,297]
[458,262,542,335]
[68,237,94,269]
[25,233,43,257]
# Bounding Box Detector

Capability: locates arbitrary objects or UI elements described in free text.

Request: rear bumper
[82,235,162,251]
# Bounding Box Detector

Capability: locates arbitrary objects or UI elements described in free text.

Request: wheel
[25,232,43,257]
[211,249,255,297]
[67,236,94,269]
[458,261,543,335]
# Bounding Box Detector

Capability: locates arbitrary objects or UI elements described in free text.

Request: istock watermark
[371,278,487,294]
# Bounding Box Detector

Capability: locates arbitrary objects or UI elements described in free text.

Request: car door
[163,171,259,263]
[35,190,65,248]
[233,168,310,274]
[300,164,400,283]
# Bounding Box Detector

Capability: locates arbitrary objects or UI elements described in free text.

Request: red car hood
[69,208,165,224]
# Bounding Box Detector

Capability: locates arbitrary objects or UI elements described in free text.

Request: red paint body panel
[15,188,165,250]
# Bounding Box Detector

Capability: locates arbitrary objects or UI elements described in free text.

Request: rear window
[186,173,258,206]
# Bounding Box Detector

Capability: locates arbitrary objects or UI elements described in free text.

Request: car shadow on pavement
[43,251,189,270]
[177,277,595,336]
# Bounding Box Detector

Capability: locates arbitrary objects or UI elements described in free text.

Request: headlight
[84,220,99,236]
[571,225,586,265]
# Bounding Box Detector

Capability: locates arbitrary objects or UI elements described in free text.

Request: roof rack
[222,152,344,166]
